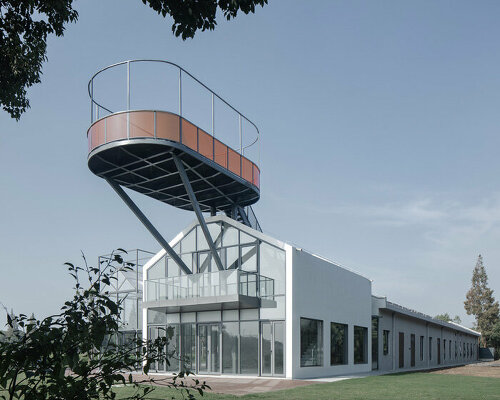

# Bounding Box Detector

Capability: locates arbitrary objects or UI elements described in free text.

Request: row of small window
[300,318,368,367]
[382,330,477,361]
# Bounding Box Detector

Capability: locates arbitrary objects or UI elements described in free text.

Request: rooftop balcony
[86,60,261,213]
[144,269,275,312]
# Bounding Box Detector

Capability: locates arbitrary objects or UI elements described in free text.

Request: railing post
[211,93,214,135]
[179,69,182,117]
[127,61,130,139]
[127,61,131,110]
[239,115,242,155]
[90,79,94,123]
[212,93,215,161]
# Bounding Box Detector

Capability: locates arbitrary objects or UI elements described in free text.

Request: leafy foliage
[142,0,268,39]
[464,254,500,345]
[0,251,208,400]
[0,1,78,120]
[0,0,268,120]
[434,313,462,324]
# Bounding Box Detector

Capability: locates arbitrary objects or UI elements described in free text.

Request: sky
[1,0,500,329]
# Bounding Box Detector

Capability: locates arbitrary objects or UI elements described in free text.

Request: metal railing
[145,269,274,302]
[88,59,260,166]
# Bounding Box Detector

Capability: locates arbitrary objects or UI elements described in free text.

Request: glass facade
[145,221,286,376]
[300,318,323,367]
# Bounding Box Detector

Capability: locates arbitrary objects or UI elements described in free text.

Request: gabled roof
[143,214,288,273]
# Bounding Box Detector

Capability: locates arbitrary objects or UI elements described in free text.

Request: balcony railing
[145,269,274,302]
[88,59,260,166]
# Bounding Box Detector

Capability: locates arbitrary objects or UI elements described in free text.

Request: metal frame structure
[87,59,263,279]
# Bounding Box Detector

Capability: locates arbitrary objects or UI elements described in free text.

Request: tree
[434,313,462,324]
[464,254,500,345]
[0,0,268,120]
[0,251,208,400]
[490,321,500,360]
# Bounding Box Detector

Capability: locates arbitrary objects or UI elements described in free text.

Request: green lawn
[112,373,500,400]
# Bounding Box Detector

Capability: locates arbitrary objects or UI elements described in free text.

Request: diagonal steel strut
[106,178,192,275]
[173,154,225,271]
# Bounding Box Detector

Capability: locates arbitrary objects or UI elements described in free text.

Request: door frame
[410,334,415,367]
[260,321,285,377]
[197,323,221,374]
[398,332,404,368]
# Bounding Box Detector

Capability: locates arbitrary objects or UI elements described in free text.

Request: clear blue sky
[1,0,500,328]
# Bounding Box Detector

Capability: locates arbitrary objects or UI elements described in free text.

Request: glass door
[198,324,220,374]
[148,326,166,372]
[261,321,285,376]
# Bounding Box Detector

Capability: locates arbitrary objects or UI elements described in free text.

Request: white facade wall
[290,248,372,379]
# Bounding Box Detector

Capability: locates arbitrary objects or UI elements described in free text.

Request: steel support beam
[106,178,192,275]
[237,206,251,227]
[173,154,225,271]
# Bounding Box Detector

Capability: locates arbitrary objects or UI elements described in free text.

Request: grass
[111,373,500,400]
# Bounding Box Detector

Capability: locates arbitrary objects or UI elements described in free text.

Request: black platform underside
[88,140,260,212]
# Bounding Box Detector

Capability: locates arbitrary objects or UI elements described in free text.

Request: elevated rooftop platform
[87,60,260,214]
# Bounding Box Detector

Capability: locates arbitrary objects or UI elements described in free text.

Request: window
[449,340,452,359]
[383,330,390,355]
[354,326,368,364]
[429,337,432,360]
[331,322,348,365]
[444,339,446,361]
[420,336,424,361]
[300,318,323,367]
[240,321,259,374]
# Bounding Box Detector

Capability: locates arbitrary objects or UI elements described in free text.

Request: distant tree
[434,313,462,324]
[464,254,500,345]
[490,321,500,360]
[0,251,208,399]
[0,0,268,120]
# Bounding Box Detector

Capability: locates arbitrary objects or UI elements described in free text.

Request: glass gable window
[300,318,323,367]
[330,322,348,365]
[354,326,368,364]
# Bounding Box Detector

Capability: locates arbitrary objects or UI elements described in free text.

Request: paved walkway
[133,373,325,396]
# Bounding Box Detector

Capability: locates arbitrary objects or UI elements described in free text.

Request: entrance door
[148,326,166,372]
[437,338,441,365]
[399,332,404,368]
[261,321,285,376]
[410,334,415,367]
[198,324,220,374]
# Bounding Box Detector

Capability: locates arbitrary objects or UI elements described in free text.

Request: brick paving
[134,374,324,396]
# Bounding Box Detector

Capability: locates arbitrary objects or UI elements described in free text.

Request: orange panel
[253,165,260,188]
[241,157,253,183]
[181,119,198,151]
[156,112,180,142]
[228,148,241,176]
[106,113,128,143]
[129,111,154,138]
[198,129,213,160]
[89,119,105,151]
[214,139,227,168]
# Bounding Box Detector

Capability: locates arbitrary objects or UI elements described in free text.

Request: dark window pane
[300,318,323,367]
[330,322,348,365]
[354,326,368,364]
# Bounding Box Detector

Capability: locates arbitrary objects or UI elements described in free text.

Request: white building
[86,60,480,379]
[141,215,480,379]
